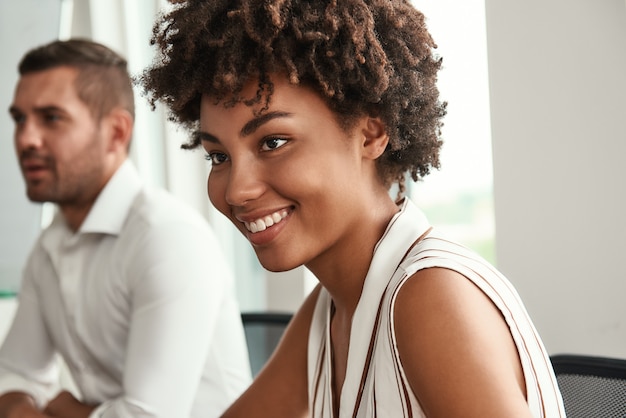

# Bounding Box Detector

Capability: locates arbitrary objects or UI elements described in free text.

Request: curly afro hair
[140,0,447,188]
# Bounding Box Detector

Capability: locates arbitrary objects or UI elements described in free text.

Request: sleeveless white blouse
[307,198,566,417]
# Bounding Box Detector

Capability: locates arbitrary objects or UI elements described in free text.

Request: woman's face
[199,76,384,272]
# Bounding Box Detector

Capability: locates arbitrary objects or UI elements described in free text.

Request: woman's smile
[236,207,292,247]
[241,208,290,233]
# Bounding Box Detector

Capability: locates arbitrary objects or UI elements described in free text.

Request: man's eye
[11,114,26,125]
[204,152,229,166]
[44,114,61,123]
[261,137,288,151]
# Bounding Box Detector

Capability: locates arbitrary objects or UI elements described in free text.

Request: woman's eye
[261,137,288,151]
[204,152,229,166]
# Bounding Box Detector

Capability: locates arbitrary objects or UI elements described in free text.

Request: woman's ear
[361,117,389,160]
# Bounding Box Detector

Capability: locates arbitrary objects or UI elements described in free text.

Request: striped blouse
[307,198,566,417]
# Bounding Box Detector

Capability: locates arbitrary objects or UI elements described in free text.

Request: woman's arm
[221,285,322,418]
[394,267,532,418]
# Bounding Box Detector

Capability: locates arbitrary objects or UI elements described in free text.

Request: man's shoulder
[129,187,209,228]
[115,187,223,261]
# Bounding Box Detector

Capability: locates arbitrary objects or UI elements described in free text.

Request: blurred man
[0,38,251,418]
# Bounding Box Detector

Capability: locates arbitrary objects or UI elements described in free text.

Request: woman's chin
[255,252,301,273]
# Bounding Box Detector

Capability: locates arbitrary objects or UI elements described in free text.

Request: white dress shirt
[0,160,252,417]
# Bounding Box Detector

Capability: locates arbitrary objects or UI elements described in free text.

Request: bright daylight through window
[410,0,495,264]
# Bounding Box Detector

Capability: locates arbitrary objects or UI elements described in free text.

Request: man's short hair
[19,38,135,121]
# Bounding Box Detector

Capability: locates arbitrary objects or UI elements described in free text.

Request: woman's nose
[224,161,266,207]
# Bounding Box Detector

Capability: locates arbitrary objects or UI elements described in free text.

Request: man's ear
[361,117,389,160]
[105,108,133,153]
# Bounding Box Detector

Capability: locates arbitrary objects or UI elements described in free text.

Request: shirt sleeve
[0,254,59,408]
[92,220,228,418]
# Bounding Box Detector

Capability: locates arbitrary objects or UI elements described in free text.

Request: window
[410,0,496,264]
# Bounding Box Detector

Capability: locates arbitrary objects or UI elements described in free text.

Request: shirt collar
[79,159,143,235]
[40,160,142,254]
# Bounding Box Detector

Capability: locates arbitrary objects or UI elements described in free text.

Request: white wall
[486,0,626,357]
[0,1,61,293]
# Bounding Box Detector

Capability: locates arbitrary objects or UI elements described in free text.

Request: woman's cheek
[207,175,226,214]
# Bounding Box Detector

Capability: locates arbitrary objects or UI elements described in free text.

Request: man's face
[9,66,108,208]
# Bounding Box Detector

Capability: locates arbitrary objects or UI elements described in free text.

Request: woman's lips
[243,209,290,233]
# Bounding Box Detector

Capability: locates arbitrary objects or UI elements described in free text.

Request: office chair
[241,312,293,377]
[551,354,626,418]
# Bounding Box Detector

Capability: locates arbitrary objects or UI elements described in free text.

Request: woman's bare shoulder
[393,267,532,418]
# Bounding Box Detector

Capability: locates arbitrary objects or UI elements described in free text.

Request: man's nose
[14,120,43,150]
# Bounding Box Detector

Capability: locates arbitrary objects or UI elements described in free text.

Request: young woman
[141,1,566,416]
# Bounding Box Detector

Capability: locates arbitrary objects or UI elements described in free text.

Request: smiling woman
[140,1,565,417]
[198,77,396,273]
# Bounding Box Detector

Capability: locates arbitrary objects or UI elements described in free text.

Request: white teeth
[244,210,288,234]
[255,219,267,232]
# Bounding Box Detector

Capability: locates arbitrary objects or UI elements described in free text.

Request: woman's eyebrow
[193,131,219,144]
[240,111,292,137]
[196,110,293,144]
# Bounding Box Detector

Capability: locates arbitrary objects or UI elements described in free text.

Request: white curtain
[62,0,291,312]
[65,0,208,210]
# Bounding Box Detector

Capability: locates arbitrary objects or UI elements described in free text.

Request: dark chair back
[551,354,626,418]
[241,312,293,377]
